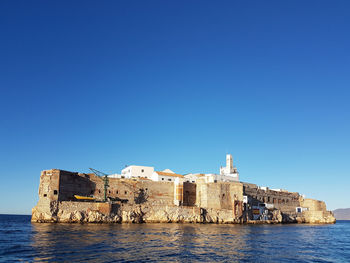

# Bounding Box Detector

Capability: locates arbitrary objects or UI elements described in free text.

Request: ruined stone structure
[242,183,335,223]
[32,168,335,224]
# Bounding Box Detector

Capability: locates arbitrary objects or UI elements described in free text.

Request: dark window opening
[222,194,225,197]
[54,190,58,195]
[141,169,144,172]
[98,190,101,193]
[162,178,164,181]
[125,191,127,194]
[43,194,47,197]
[168,179,171,181]
[116,190,119,194]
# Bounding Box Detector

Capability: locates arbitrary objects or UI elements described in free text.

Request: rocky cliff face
[31,200,335,224]
[31,200,243,224]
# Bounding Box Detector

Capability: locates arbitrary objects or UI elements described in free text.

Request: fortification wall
[32,169,335,224]
[196,180,243,218]
[40,169,174,206]
[183,182,196,206]
[59,171,96,201]
[243,183,300,213]
[301,198,327,212]
[38,169,60,200]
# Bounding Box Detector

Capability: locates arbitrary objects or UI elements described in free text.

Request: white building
[183,173,205,183]
[184,154,240,183]
[203,173,239,183]
[118,154,239,183]
[219,154,239,181]
[108,173,122,179]
[151,170,184,182]
[120,165,154,179]
[120,165,184,182]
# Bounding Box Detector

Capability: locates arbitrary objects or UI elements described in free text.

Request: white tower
[220,154,239,181]
[226,154,234,174]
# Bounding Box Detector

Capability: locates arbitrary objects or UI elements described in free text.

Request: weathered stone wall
[58,171,96,201]
[301,198,326,212]
[195,180,243,219]
[32,169,335,224]
[243,183,300,213]
[38,169,60,200]
[39,169,174,206]
[183,182,196,206]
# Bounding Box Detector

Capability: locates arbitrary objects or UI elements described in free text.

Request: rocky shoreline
[32,200,336,224]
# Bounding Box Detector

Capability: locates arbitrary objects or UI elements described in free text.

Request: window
[98,190,101,193]
[43,194,47,197]
[116,190,119,194]
[168,179,172,181]
[162,178,164,181]
[125,191,127,194]
[54,190,58,195]
[141,169,144,173]
[222,194,225,197]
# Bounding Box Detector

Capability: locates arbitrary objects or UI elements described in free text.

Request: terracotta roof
[155,171,184,178]
[139,177,151,180]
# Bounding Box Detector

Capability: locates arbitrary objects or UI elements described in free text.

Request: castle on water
[31,154,336,224]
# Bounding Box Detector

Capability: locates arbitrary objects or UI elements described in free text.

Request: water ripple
[0,215,349,262]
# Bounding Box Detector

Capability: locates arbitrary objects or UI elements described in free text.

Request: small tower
[226,154,234,174]
[220,154,239,181]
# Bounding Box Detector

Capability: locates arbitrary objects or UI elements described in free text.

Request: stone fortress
[31,154,335,224]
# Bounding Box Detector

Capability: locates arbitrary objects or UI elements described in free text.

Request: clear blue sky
[1,1,349,214]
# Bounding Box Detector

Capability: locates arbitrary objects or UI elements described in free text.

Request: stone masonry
[32,169,335,224]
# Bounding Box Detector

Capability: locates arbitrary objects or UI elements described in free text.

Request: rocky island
[32,155,335,224]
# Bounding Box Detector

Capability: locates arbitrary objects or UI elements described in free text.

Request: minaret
[220,153,239,181]
[226,154,234,174]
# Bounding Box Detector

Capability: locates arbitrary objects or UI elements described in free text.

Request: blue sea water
[0,215,349,262]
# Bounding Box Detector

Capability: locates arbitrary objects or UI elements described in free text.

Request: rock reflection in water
[29,222,350,262]
[30,224,247,262]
